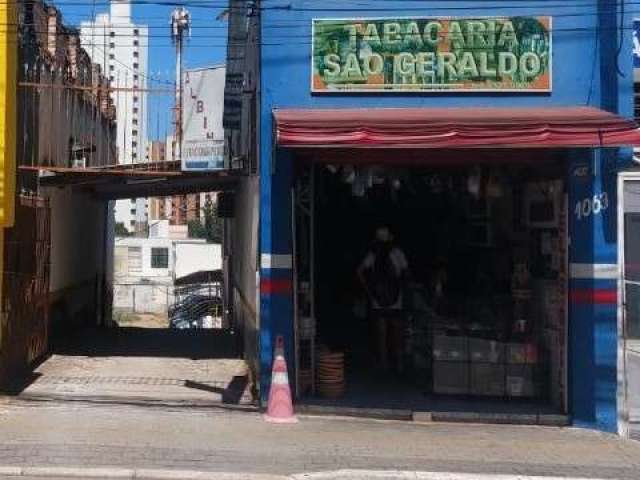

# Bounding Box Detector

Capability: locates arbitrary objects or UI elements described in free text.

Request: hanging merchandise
[467,167,483,199]
[352,172,366,197]
[428,174,445,194]
[342,165,356,184]
[486,171,505,198]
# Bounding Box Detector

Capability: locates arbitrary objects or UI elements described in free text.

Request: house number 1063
[574,193,609,221]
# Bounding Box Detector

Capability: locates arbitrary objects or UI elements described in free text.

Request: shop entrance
[618,173,640,439]
[293,150,569,421]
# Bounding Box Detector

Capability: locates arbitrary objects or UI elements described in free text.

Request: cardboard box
[506,343,538,364]
[433,335,468,362]
[433,361,469,395]
[506,365,536,397]
[470,364,506,396]
[470,339,504,363]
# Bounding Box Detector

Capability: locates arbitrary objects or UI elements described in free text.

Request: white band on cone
[272,372,289,385]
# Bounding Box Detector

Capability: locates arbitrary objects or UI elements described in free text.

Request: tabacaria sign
[312,17,552,92]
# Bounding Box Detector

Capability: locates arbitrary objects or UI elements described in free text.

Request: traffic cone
[264,335,298,424]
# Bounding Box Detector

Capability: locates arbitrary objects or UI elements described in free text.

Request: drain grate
[34,376,228,388]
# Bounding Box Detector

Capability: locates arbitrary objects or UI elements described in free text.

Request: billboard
[182,139,224,171]
[182,66,226,171]
[312,17,552,93]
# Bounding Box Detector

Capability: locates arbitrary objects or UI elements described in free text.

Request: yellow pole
[0,1,18,351]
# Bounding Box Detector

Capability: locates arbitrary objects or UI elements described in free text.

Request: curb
[0,466,285,480]
[0,467,612,480]
[296,404,570,426]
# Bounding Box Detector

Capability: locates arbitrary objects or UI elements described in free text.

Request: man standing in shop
[357,226,410,373]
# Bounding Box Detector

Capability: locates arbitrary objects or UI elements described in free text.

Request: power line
[11,0,640,11]
[7,22,640,44]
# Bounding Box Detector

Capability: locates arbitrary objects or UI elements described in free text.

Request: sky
[56,1,229,142]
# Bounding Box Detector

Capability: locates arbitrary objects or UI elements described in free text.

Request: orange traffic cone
[264,335,298,424]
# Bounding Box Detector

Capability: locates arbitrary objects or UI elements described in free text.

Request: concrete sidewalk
[0,398,638,479]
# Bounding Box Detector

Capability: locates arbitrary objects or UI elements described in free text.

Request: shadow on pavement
[52,326,239,360]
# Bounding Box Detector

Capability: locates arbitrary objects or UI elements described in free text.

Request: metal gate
[0,195,51,387]
[618,173,640,439]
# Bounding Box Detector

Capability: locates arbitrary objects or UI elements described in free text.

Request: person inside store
[357,226,410,373]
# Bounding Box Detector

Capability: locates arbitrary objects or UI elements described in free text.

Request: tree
[114,222,130,237]
[187,199,223,243]
[202,198,223,244]
[188,219,207,239]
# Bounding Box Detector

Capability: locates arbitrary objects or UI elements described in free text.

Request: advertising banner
[182,139,225,171]
[312,17,552,93]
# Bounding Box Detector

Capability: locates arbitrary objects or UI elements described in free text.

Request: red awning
[274,107,640,149]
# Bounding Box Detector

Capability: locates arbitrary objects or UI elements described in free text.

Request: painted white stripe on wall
[570,263,618,280]
[261,254,293,270]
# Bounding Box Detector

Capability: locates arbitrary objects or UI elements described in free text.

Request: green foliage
[188,219,207,239]
[114,222,130,237]
[188,198,223,243]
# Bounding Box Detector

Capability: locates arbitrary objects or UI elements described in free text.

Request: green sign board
[312,17,552,93]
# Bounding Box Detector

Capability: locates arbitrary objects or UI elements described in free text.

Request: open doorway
[112,193,224,331]
[294,152,569,420]
[20,189,253,408]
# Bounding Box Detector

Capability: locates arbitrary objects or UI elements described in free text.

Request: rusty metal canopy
[19,164,239,199]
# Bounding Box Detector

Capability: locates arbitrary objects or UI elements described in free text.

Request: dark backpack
[369,250,401,308]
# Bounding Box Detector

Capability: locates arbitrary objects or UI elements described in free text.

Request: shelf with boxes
[432,334,542,398]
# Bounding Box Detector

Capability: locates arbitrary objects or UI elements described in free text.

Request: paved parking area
[14,328,253,406]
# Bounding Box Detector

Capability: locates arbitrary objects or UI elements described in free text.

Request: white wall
[114,236,173,279]
[46,187,110,326]
[112,238,220,313]
[174,243,222,280]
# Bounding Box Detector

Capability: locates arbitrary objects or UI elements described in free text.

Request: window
[132,130,138,137]
[151,248,169,269]
[109,65,114,71]
[109,75,114,82]
[133,51,139,58]
[132,118,138,126]
[109,54,115,60]
[132,153,137,160]
[133,40,139,47]
[133,29,139,36]
[132,141,138,148]
[133,107,139,114]
[133,74,139,81]
[131,199,136,204]
[110,31,115,38]
[133,63,139,69]
[130,209,136,215]
[133,96,139,103]
[109,42,115,49]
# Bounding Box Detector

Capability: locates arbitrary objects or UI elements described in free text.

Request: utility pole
[170,6,190,164]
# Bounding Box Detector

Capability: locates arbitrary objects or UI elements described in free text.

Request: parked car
[169,294,223,329]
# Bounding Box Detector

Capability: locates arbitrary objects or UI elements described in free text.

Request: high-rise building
[80,0,149,233]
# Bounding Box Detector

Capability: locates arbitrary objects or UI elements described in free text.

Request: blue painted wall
[258,1,636,431]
